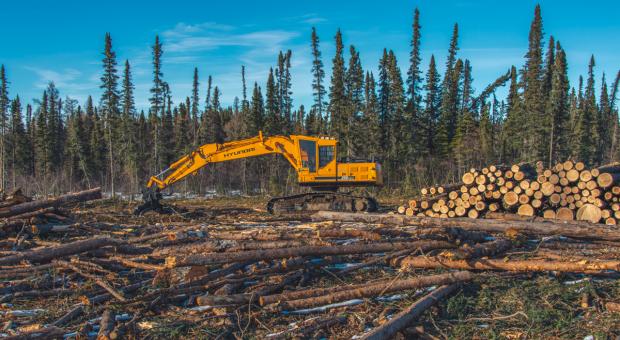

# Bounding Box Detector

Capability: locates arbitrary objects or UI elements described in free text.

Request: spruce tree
[205,75,213,111]
[121,60,138,188]
[523,4,545,160]
[345,45,364,157]
[406,8,423,161]
[545,42,569,164]
[174,99,191,156]
[149,35,164,172]
[598,73,612,161]
[206,87,225,143]
[283,50,293,132]
[9,96,28,188]
[191,67,200,145]
[247,82,264,136]
[407,8,423,110]
[241,66,248,113]
[378,49,391,150]
[574,56,598,164]
[90,110,107,184]
[46,82,64,172]
[159,87,175,166]
[66,105,90,186]
[421,56,441,155]
[542,36,555,97]
[24,104,35,177]
[35,91,50,178]
[329,30,347,147]
[310,27,326,122]
[503,66,523,160]
[363,72,381,159]
[438,24,462,157]
[386,51,406,171]
[264,68,280,135]
[100,33,120,195]
[0,65,9,190]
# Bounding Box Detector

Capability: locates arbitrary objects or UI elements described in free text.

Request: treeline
[0,4,618,196]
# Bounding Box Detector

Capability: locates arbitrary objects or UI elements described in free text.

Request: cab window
[299,140,317,172]
[319,146,334,168]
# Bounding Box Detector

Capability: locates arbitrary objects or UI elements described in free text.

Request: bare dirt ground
[1,196,620,339]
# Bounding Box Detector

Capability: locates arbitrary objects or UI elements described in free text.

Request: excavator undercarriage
[267,191,378,214]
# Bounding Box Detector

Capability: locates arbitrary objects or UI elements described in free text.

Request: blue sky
[0,0,618,112]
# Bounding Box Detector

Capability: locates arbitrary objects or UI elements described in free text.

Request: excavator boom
[135,132,382,215]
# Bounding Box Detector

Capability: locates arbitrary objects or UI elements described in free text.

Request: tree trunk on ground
[359,284,461,340]
[165,240,454,267]
[0,188,101,218]
[312,211,620,241]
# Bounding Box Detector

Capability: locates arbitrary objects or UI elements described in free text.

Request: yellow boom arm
[147,131,300,191]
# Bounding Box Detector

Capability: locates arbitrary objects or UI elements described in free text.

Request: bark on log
[312,211,620,241]
[2,326,66,340]
[359,284,460,340]
[195,270,304,306]
[395,256,620,273]
[166,241,454,267]
[97,310,116,340]
[0,237,122,265]
[51,304,84,326]
[441,239,512,260]
[0,188,101,218]
[278,271,472,311]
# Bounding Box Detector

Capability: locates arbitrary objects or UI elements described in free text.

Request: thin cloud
[25,67,96,92]
[166,30,299,53]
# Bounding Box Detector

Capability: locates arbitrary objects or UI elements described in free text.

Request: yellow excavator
[135,132,382,215]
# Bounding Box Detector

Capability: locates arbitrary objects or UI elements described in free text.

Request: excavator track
[267,192,378,214]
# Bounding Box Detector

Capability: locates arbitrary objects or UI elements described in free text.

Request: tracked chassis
[267,192,378,214]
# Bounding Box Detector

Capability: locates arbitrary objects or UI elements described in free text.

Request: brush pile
[398,160,620,224]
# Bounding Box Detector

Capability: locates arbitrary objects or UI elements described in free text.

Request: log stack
[398,161,620,225]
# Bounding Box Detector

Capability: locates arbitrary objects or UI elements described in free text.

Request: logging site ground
[1,191,620,340]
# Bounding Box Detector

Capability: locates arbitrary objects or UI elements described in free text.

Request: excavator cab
[294,136,383,190]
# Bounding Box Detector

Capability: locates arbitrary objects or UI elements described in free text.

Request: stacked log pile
[398,161,620,224]
[2,198,620,338]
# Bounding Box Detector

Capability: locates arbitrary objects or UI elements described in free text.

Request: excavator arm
[135,132,301,214]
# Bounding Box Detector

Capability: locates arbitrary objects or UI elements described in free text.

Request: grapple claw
[134,187,166,215]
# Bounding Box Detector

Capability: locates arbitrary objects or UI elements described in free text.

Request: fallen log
[277,271,472,310]
[0,187,101,218]
[394,256,620,273]
[51,304,85,326]
[165,241,453,267]
[259,278,394,307]
[440,239,513,260]
[2,326,67,340]
[337,248,415,275]
[195,270,304,306]
[312,211,620,241]
[0,237,123,265]
[2,207,56,222]
[359,284,460,340]
[97,310,116,340]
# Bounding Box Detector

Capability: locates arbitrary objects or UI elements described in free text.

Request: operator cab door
[299,139,317,173]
